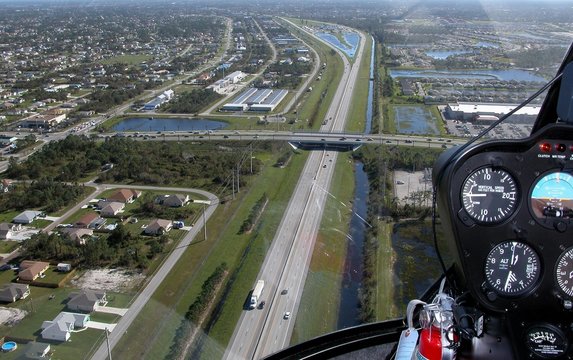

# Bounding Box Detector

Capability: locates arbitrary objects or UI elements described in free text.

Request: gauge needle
[464,193,486,197]
[504,270,516,291]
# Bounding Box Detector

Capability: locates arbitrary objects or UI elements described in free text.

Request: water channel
[112,117,228,132]
[337,162,370,328]
[336,37,376,328]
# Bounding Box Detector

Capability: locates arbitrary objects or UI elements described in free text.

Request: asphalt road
[224,21,367,360]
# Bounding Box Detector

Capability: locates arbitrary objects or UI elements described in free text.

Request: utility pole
[106,328,112,360]
[237,164,240,193]
[232,171,235,199]
[203,203,207,241]
[250,144,253,174]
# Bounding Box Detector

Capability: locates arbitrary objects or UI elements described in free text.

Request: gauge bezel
[529,170,573,230]
[460,166,519,225]
[484,241,542,297]
[524,323,568,359]
[555,246,573,298]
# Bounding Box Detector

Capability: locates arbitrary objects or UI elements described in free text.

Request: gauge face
[484,241,540,296]
[526,324,568,358]
[531,172,573,221]
[461,167,518,224]
[555,247,573,297]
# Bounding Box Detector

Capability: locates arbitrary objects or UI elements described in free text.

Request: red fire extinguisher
[416,295,458,360]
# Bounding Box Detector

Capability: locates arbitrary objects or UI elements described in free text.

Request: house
[76,212,104,228]
[67,289,107,312]
[0,283,30,303]
[100,202,124,217]
[13,210,43,224]
[107,189,141,203]
[61,228,93,245]
[41,312,90,342]
[144,219,173,236]
[162,194,190,207]
[18,260,50,281]
[0,178,13,192]
[0,222,21,239]
[23,342,51,359]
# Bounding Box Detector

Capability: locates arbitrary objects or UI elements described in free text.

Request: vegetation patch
[238,193,268,234]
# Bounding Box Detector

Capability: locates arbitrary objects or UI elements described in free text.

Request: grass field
[346,34,372,133]
[110,147,309,360]
[291,152,356,345]
[101,54,152,66]
[375,221,398,320]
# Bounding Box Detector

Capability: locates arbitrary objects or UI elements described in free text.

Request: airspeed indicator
[461,167,518,224]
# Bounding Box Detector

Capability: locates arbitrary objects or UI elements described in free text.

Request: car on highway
[281,289,288,295]
[259,301,266,309]
[283,312,291,320]
[224,135,229,139]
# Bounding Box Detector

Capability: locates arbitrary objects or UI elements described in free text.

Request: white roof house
[41,312,90,342]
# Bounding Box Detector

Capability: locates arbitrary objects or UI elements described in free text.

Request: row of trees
[167,263,227,359]
[6,135,264,191]
[238,194,268,234]
[0,178,88,213]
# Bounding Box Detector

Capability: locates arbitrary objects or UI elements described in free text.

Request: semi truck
[249,280,264,309]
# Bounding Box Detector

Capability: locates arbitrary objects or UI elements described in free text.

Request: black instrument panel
[435,124,573,314]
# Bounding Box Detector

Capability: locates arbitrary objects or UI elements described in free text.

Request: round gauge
[461,167,518,224]
[555,247,573,297]
[484,241,540,296]
[531,171,573,222]
[525,324,568,358]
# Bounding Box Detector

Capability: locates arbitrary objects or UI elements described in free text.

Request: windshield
[0,1,571,359]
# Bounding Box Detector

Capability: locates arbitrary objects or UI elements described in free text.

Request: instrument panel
[435,124,573,315]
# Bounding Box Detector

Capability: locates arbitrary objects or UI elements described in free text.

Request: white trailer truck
[250,280,265,309]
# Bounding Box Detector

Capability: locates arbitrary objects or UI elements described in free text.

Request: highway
[224,20,367,360]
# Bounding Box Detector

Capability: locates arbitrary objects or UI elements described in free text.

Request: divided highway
[224,20,367,360]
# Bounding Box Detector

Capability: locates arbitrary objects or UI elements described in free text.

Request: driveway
[97,306,128,316]
[86,321,116,331]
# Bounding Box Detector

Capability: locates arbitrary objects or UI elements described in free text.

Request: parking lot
[445,120,533,139]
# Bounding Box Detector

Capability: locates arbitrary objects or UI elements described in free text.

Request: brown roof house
[75,212,105,229]
[108,188,141,203]
[19,260,50,281]
[144,219,173,236]
[0,283,30,303]
[67,289,107,312]
[0,222,21,239]
[100,202,125,217]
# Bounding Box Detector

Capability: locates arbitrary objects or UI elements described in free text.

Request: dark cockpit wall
[265,42,573,360]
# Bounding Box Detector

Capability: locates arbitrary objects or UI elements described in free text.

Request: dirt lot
[0,307,27,326]
[393,170,432,206]
[71,268,145,292]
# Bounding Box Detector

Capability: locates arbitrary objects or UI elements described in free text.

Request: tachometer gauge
[531,171,573,221]
[525,324,568,358]
[484,241,540,296]
[461,167,518,224]
[555,247,573,297]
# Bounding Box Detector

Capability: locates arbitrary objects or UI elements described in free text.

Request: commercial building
[445,102,540,123]
[222,88,288,112]
[142,89,174,111]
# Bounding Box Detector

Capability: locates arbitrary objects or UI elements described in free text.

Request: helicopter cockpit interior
[265,42,573,360]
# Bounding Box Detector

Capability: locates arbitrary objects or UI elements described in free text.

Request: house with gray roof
[23,342,51,359]
[162,194,190,207]
[41,312,90,342]
[0,283,30,303]
[100,202,124,217]
[67,289,107,312]
[13,210,43,224]
[0,222,21,239]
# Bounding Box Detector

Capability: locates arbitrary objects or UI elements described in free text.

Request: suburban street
[224,20,367,359]
[90,185,218,360]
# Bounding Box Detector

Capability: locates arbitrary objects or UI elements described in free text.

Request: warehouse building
[445,102,540,123]
[222,88,288,112]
